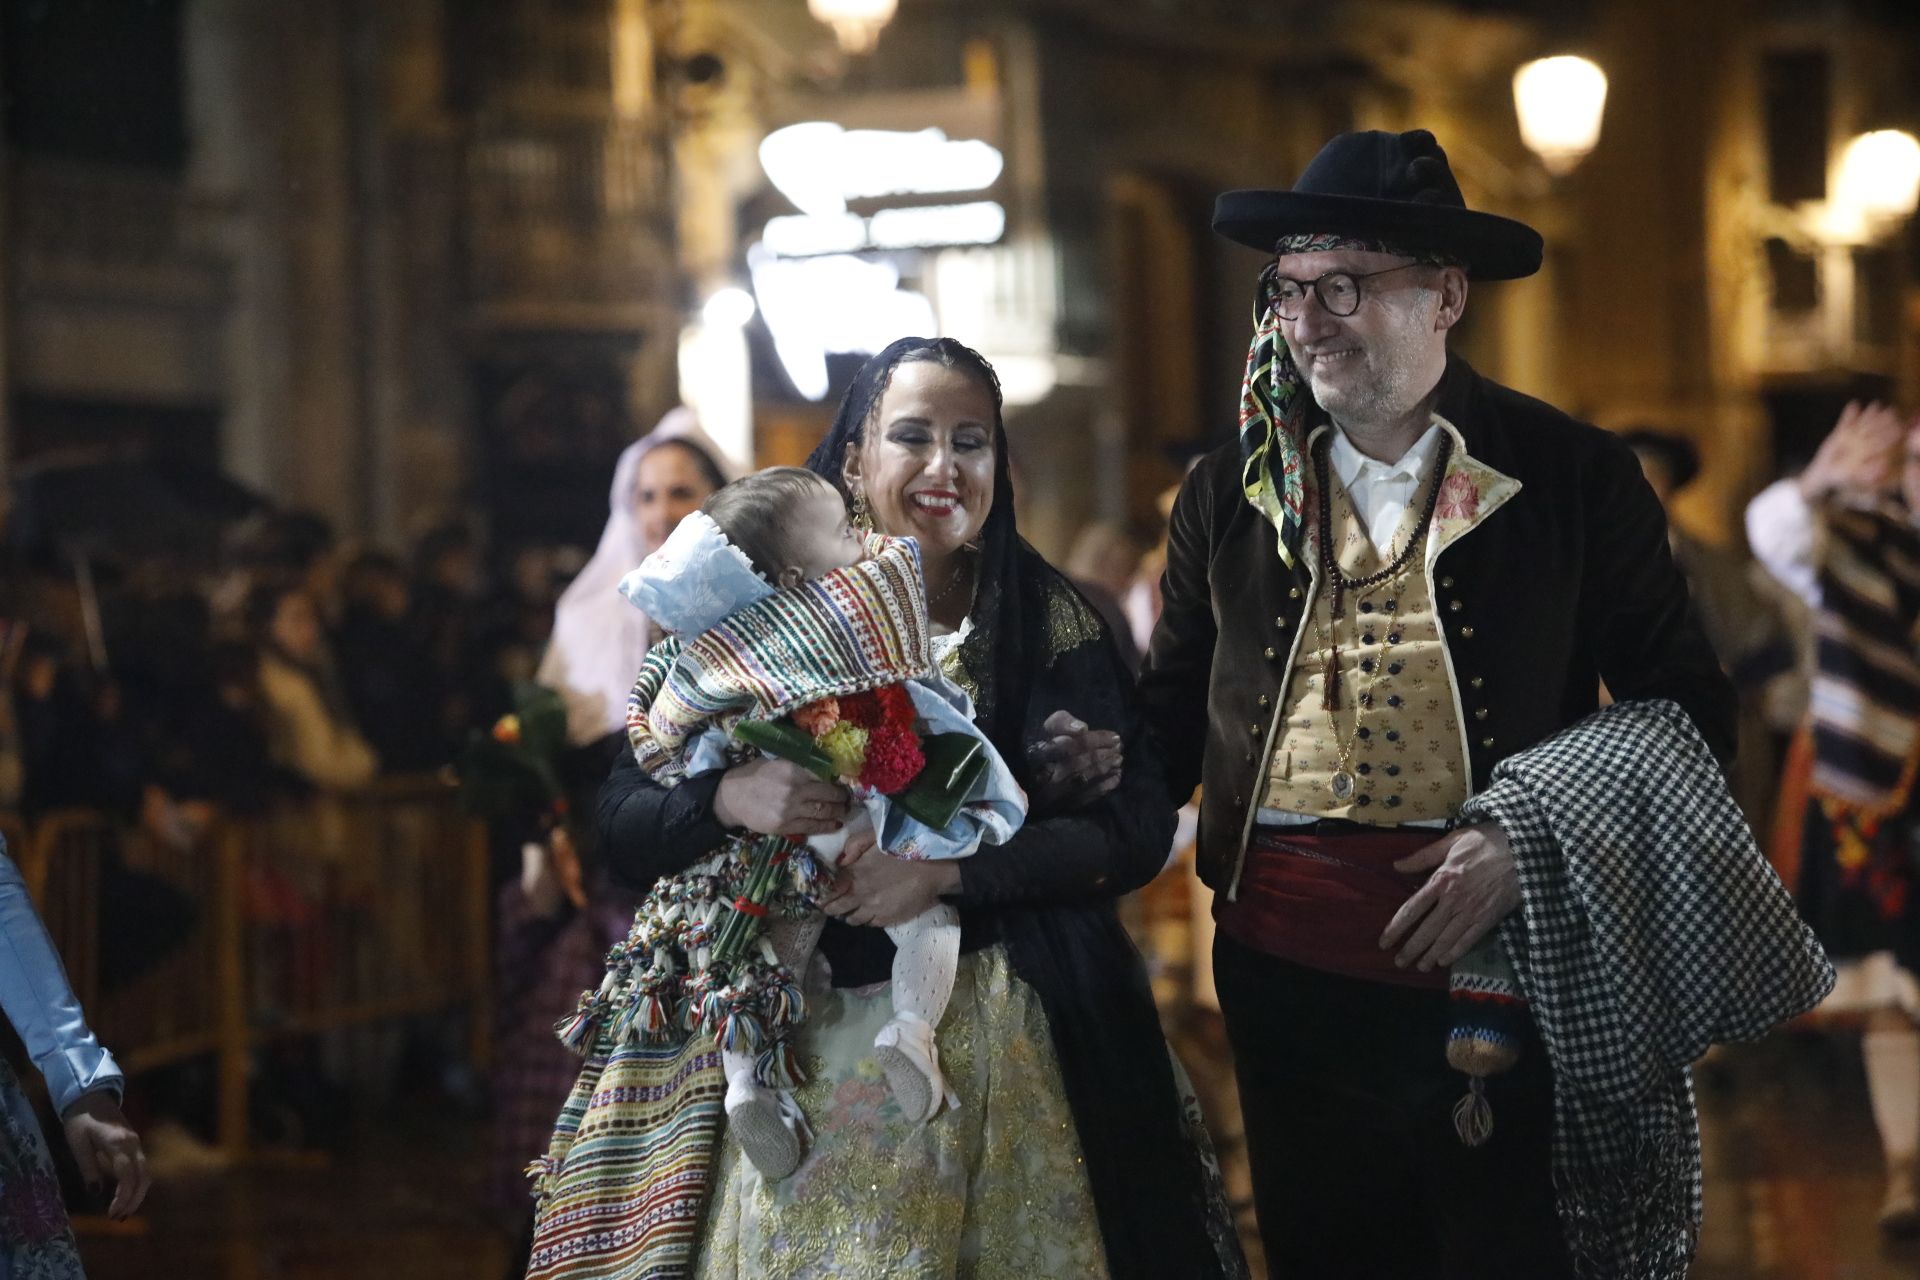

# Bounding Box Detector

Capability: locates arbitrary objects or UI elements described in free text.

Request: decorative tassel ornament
[553,988,606,1056]
[1446,932,1528,1147]
[716,1005,765,1056]
[765,969,806,1030]
[1452,1075,1495,1148]
[525,1154,559,1201]
[755,1039,805,1090]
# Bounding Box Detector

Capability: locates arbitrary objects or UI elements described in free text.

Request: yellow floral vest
[1258,464,1471,824]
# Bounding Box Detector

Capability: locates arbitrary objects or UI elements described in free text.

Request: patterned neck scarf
[1238,232,1458,567]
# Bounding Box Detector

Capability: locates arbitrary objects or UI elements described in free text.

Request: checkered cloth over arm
[1461,698,1834,1280]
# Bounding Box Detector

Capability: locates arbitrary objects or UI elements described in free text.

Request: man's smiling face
[1272,248,1450,428]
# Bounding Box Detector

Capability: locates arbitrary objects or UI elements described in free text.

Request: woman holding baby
[563,338,1244,1279]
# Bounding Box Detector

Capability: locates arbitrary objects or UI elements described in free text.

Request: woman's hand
[61,1091,150,1220]
[1027,710,1123,809]
[1801,400,1907,504]
[712,758,851,836]
[820,851,960,928]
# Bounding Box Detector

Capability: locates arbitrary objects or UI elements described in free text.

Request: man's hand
[1801,400,1907,505]
[1028,710,1123,808]
[1379,822,1521,972]
[712,758,850,836]
[61,1091,150,1220]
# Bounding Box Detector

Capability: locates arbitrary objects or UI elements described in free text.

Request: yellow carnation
[817,724,870,782]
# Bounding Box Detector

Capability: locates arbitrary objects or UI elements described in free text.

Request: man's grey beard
[1301,300,1441,432]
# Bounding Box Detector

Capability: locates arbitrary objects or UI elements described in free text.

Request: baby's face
[780,484,868,584]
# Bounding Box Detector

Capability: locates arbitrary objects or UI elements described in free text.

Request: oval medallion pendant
[1330,770,1356,801]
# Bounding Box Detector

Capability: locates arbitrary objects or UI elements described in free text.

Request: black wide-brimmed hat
[1213,129,1543,281]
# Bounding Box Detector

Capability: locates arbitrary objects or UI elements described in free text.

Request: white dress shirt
[1327,422,1447,555]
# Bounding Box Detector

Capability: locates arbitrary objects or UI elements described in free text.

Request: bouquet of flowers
[695,685,988,999]
[452,681,570,827]
[734,685,990,831]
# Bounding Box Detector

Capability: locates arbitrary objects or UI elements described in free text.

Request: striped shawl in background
[1809,501,1920,816]
[630,537,934,773]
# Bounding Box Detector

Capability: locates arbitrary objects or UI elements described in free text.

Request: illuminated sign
[757,123,1006,256]
[761,202,1006,256]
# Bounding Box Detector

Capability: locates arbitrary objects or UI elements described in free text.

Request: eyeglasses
[1259,263,1427,320]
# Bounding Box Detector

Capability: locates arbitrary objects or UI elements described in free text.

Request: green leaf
[895,733,989,830]
[732,718,838,781]
[513,682,570,759]
[452,733,553,818]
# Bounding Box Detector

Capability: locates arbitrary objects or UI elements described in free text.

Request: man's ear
[777,565,804,589]
[1434,267,1469,333]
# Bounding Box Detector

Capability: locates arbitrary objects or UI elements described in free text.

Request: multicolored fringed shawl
[630,537,934,773]
[529,539,950,1278]
[530,642,818,1280]
[1238,233,1460,569]
[1807,501,1920,818]
[524,1034,726,1280]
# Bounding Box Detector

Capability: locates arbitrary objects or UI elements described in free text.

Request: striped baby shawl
[630,536,935,774]
[1809,500,1920,816]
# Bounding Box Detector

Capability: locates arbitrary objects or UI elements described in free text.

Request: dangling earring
[851,489,873,532]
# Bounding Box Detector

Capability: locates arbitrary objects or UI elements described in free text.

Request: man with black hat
[1138,129,1747,1275]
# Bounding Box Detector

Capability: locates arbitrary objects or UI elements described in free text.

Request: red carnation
[873,683,917,733]
[840,689,883,730]
[859,724,926,794]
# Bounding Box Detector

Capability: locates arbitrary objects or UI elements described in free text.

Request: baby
[616,468,1025,1180]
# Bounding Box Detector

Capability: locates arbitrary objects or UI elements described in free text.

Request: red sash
[1214,824,1448,990]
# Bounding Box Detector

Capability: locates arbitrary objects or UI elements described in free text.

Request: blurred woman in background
[535,409,735,754]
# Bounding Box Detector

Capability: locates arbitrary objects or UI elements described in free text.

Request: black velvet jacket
[1139,354,1737,895]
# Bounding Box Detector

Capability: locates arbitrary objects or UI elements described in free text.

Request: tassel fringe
[1453,1075,1494,1147]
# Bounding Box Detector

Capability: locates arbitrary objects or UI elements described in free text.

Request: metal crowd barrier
[12,777,491,1159]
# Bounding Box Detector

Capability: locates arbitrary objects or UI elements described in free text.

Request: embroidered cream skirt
[692,944,1111,1280]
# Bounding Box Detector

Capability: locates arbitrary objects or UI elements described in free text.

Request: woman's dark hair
[645,438,729,496]
[700,467,833,577]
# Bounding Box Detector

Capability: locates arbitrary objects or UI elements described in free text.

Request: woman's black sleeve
[596,748,731,889]
[948,646,1177,909]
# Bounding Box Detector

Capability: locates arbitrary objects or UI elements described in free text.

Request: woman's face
[271,591,322,662]
[634,443,720,548]
[845,361,998,562]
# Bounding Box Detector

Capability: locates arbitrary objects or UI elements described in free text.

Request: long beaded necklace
[1310,575,1415,799]
[1311,430,1452,800]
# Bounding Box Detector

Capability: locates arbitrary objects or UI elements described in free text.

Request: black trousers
[1214,934,1573,1279]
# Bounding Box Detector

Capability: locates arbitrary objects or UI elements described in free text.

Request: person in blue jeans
[0,840,150,1277]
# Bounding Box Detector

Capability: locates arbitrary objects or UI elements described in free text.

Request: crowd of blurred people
[0,506,576,849]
